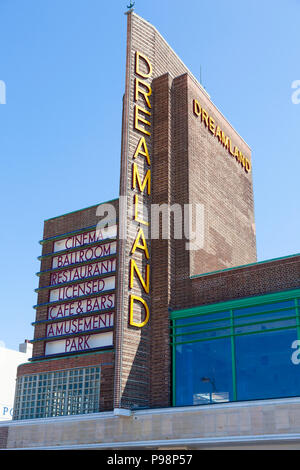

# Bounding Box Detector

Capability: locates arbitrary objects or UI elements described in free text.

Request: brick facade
[184,255,300,310]
[0,427,8,449]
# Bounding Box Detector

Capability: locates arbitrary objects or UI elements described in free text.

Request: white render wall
[0,343,32,421]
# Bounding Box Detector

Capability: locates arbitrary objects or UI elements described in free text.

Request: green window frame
[171,288,300,406]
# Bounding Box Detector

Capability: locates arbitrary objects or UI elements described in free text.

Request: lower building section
[14,288,300,421]
[2,398,300,449]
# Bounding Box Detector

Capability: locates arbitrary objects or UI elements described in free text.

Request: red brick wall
[150,74,174,408]
[187,75,256,275]
[0,427,8,449]
[181,255,300,310]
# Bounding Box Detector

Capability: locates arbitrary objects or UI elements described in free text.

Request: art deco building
[0,11,299,450]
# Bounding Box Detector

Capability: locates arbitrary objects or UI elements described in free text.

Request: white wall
[0,342,32,421]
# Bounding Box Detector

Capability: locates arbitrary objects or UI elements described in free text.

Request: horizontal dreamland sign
[46,312,114,338]
[193,99,251,173]
[49,276,115,303]
[47,293,115,320]
[44,331,113,356]
[50,258,116,286]
[52,241,117,269]
[53,225,117,253]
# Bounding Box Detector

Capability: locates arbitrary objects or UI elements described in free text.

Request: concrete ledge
[2,396,300,427]
[0,411,115,427]
[2,398,300,449]
[114,408,132,417]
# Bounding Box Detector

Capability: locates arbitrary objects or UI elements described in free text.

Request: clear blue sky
[0,0,299,350]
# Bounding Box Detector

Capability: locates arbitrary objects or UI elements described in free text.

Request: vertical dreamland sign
[33,222,118,358]
[115,12,255,410]
[115,12,193,410]
[115,12,153,409]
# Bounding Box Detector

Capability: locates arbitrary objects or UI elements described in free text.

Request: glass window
[234,318,297,334]
[234,308,296,325]
[176,311,230,327]
[172,292,300,407]
[13,367,101,420]
[174,312,231,342]
[233,301,295,317]
[175,338,233,406]
[235,329,300,401]
[175,326,231,343]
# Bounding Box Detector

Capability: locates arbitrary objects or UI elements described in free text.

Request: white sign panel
[52,241,117,269]
[50,258,116,286]
[53,225,117,253]
[47,293,115,320]
[49,276,115,303]
[46,312,114,338]
[45,332,113,356]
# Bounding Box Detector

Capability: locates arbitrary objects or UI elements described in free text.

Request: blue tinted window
[175,327,231,343]
[233,301,295,317]
[175,319,230,336]
[173,295,300,407]
[176,311,230,327]
[234,318,297,334]
[235,329,299,401]
[175,338,233,406]
[234,308,296,325]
